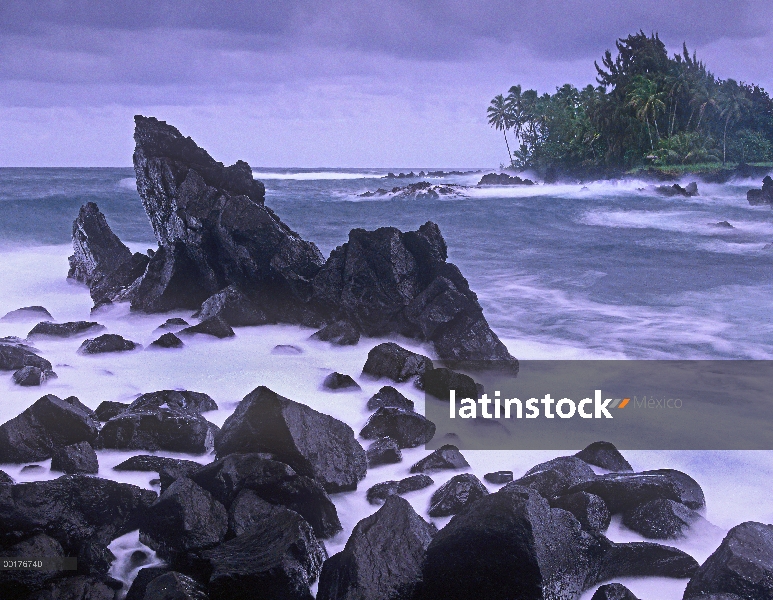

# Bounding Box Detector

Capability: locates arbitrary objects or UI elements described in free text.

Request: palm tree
[505,85,525,148]
[626,76,666,150]
[718,79,751,164]
[487,94,514,164]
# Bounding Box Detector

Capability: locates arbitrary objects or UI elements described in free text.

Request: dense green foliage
[488,32,773,170]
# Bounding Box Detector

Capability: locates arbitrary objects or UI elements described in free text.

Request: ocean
[0,166,772,598]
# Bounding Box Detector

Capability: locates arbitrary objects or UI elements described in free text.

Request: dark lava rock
[143,571,208,600]
[227,489,292,538]
[124,566,170,600]
[591,583,640,600]
[272,344,303,354]
[131,115,324,319]
[0,533,64,596]
[366,437,402,466]
[12,366,57,386]
[622,498,703,539]
[0,306,53,322]
[484,471,513,484]
[478,173,535,185]
[569,469,705,512]
[514,456,597,500]
[61,395,95,417]
[94,400,129,421]
[322,372,361,390]
[0,394,99,462]
[140,477,228,562]
[310,320,360,345]
[423,367,480,401]
[683,521,773,599]
[50,441,99,474]
[428,473,489,517]
[318,496,435,600]
[0,342,51,372]
[196,285,268,326]
[190,453,342,539]
[410,445,469,474]
[552,491,611,533]
[599,541,698,580]
[28,320,105,338]
[747,175,773,205]
[129,389,218,414]
[656,182,699,197]
[366,385,414,411]
[200,506,326,600]
[68,201,150,305]
[214,386,367,493]
[0,470,13,484]
[78,333,139,354]
[575,441,632,472]
[0,475,156,557]
[98,404,217,453]
[366,474,434,505]
[26,575,122,600]
[150,332,184,348]
[179,315,235,338]
[361,342,434,386]
[360,406,435,448]
[113,454,202,480]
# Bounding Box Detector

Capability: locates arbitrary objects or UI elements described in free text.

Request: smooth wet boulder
[196,285,268,327]
[514,456,597,500]
[94,400,129,421]
[0,394,99,462]
[114,455,202,478]
[575,441,632,472]
[361,342,433,386]
[140,477,228,562]
[552,491,611,533]
[50,441,99,474]
[410,445,469,473]
[143,571,208,600]
[366,474,434,505]
[0,475,156,555]
[180,315,235,338]
[28,320,105,338]
[747,175,773,205]
[98,404,217,453]
[317,496,435,600]
[591,583,640,600]
[599,540,698,579]
[0,306,53,322]
[423,367,480,401]
[214,386,367,493]
[683,521,773,599]
[190,453,342,538]
[310,320,360,345]
[200,506,326,600]
[131,115,324,319]
[0,533,65,597]
[12,366,57,386]
[322,372,360,390]
[150,332,184,348]
[360,406,435,448]
[366,385,414,411]
[366,437,402,466]
[569,469,705,512]
[428,473,489,517]
[0,343,52,372]
[622,498,703,539]
[78,333,139,354]
[129,389,218,414]
[484,471,513,484]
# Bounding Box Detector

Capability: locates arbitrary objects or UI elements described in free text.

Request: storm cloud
[1,1,770,166]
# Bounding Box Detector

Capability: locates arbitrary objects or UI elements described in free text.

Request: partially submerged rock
[179,315,235,338]
[129,389,218,414]
[322,372,360,390]
[12,366,57,387]
[361,342,433,386]
[423,367,480,401]
[94,400,129,421]
[310,320,360,345]
[150,332,184,348]
[656,181,699,197]
[622,498,703,539]
[747,175,773,205]
[514,456,597,500]
[366,474,434,505]
[478,173,535,186]
[366,385,414,411]
[50,441,99,474]
[196,285,268,327]
[0,306,53,322]
[410,445,469,474]
[366,437,402,466]
[0,342,51,372]
[428,473,489,517]
[484,471,513,484]
[78,333,139,354]
[360,406,436,448]
[28,320,105,338]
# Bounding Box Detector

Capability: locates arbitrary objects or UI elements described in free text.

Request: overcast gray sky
[1,1,770,167]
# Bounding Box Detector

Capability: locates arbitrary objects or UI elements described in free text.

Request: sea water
[1,167,772,598]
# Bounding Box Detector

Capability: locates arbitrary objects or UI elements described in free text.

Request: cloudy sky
[1,1,771,167]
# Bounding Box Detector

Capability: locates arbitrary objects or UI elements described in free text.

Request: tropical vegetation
[488,32,773,171]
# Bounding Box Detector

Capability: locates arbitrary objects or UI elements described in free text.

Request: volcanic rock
[114,455,202,478]
[179,315,235,338]
[124,567,171,600]
[551,491,611,533]
[514,456,597,500]
[360,406,435,448]
[196,285,268,326]
[214,386,367,493]
[366,385,414,411]
[484,471,513,484]
[423,367,480,401]
[12,366,57,386]
[150,332,184,348]
[0,306,53,322]
[478,173,535,185]
[310,320,360,345]
[78,333,139,354]
[656,182,699,197]
[28,320,105,338]
[50,441,99,474]
[94,401,129,421]
[361,342,433,386]
[322,372,360,390]
[622,498,703,539]
[0,533,64,597]
[591,583,640,600]
[0,342,51,372]
[410,445,469,474]
[0,394,99,462]
[143,571,208,600]
[317,496,435,600]
[129,389,218,414]
[366,474,434,505]
[366,437,402,466]
[428,473,489,517]
[747,175,773,205]
[156,317,189,330]
[575,441,632,471]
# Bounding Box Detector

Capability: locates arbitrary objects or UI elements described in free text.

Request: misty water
[1,166,772,598]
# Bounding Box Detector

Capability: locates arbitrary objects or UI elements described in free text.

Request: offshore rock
[361,342,433,386]
[360,406,436,448]
[179,315,235,338]
[410,445,469,474]
[131,116,324,319]
[747,175,773,205]
[12,366,57,387]
[478,173,535,185]
[78,333,139,354]
[366,385,414,411]
[310,320,360,345]
[0,342,51,372]
[366,474,434,505]
[0,306,53,322]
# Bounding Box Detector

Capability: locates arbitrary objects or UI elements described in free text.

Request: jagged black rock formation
[622,498,703,539]
[0,340,51,372]
[317,496,435,600]
[94,401,129,421]
[747,175,773,205]
[478,173,535,185]
[310,320,360,345]
[68,202,150,304]
[362,342,434,386]
[179,316,235,338]
[196,285,268,326]
[358,181,465,199]
[655,181,699,197]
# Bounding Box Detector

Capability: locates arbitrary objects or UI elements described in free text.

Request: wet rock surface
[310,320,360,345]
[622,498,703,539]
[365,437,402,466]
[196,285,268,327]
[78,333,139,354]
[410,444,469,473]
[28,320,105,338]
[360,406,435,448]
[12,366,57,386]
[50,441,99,474]
[366,474,435,505]
[428,473,489,517]
[575,441,633,472]
[150,332,184,348]
[322,372,360,390]
[365,385,414,411]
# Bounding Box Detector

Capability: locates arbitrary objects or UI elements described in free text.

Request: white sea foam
[118,177,137,190]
